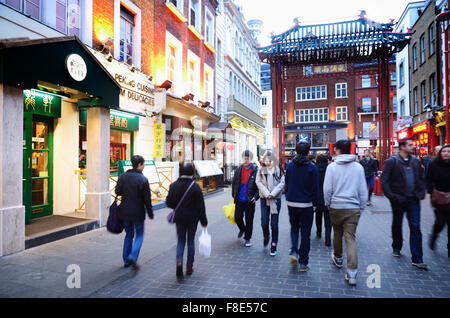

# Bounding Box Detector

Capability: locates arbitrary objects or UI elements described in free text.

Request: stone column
[85,107,110,226]
[0,84,25,256]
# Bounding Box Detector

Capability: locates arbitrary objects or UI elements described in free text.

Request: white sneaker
[245,240,252,247]
[345,273,357,286]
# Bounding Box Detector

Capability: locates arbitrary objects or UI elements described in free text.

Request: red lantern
[216,141,225,150]
[227,143,235,151]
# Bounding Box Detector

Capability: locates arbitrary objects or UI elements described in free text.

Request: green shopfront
[0,37,121,255]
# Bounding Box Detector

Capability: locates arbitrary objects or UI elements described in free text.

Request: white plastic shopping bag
[198,228,211,258]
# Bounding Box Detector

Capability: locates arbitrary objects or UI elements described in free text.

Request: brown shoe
[186,266,194,275]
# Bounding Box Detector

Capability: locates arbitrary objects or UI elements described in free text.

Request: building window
[393,95,397,112]
[262,97,267,106]
[362,97,372,112]
[120,5,135,65]
[391,72,396,86]
[205,8,214,45]
[24,0,40,20]
[400,99,405,116]
[204,65,213,104]
[3,0,21,10]
[413,44,418,71]
[361,75,371,88]
[336,106,348,121]
[335,82,347,98]
[399,62,405,86]
[429,23,435,56]
[420,34,425,64]
[284,110,287,124]
[167,0,184,14]
[421,81,426,111]
[168,46,176,92]
[67,0,81,37]
[189,0,200,31]
[413,87,418,115]
[295,85,327,101]
[55,0,67,33]
[430,74,436,106]
[166,32,182,95]
[284,88,287,102]
[295,108,328,123]
[217,40,222,66]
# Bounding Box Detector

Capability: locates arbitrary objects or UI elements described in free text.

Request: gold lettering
[121,118,127,128]
[115,116,121,127]
[24,91,36,111]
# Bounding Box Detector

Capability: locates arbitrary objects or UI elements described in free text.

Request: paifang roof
[258,18,412,64]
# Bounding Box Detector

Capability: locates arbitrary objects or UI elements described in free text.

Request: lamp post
[437,10,450,144]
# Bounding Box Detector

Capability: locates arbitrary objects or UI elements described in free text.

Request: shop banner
[23,89,62,118]
[154,123,165,158]
[79,109,139,131]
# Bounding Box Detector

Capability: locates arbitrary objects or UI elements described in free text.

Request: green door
[23,114,53,224]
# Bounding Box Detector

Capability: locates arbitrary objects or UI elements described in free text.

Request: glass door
[23,114,53,223]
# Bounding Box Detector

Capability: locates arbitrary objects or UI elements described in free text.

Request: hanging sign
[66,53,87,81]
[154,123,165,158]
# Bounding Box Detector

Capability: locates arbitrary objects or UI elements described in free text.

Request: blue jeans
[366,176,374,200]
[390,198,423,263]
[176,222,198,267]
[260,198,281,243]
[288,206,314,265]
[123,220,145,265]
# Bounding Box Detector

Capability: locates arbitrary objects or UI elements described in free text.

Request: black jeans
[315,207,331,236]
[432,208,450,249]
[260,198,281,243]
[235,201,256,241]
[288,206,314,265]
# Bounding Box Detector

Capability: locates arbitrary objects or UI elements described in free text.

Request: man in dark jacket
[314,154,331,246]
[115,155,153,270]
[232,150,259,247]
[360,150,379,206]
[285,142,319,272]
[381,138,427,270]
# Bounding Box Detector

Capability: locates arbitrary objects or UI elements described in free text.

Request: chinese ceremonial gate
[258,16,411,167]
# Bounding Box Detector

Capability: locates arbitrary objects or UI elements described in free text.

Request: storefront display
[193,160,223,193]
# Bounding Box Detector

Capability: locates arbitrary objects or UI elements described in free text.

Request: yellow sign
[154,123,165,158]
[311,64,347,75]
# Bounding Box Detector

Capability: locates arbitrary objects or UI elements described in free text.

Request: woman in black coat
[166,163,208,277]
[314,154,332,246]
[426,144,450,257]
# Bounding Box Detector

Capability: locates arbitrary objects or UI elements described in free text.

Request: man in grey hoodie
[324,140,368,286]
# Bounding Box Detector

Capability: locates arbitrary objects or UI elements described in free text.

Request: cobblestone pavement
[1,188,449,298]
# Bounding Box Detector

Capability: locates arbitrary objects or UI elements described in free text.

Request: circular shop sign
[66,54,87,81]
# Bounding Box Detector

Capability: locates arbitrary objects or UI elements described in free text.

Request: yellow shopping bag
[223,200,236,225]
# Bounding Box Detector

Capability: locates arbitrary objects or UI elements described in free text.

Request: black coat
[381,154,426,203]
[360,157,379,179]
[166,177,208,226]
[115,169,153,223]
[314,161,328,211]
[232,164,259,204]
[426,160,450,193]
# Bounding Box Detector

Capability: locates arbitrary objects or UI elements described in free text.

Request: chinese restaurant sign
[154,123,165,158]
[110,110,139,131]
[304,64,347,75]
[23,90,61,118]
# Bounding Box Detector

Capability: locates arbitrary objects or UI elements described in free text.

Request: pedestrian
[359,150,379,206]
[314,154,332,246]
[232,150,259,247]
[285,142,319,272]
[255,151,285,256]
[115,155,154,270]
[381,138,428,270]
[426,144,450,257]
[324,140,367,286]
[166,162,208,278]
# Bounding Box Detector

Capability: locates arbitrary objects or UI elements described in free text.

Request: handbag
[107,197,124,234]
[431,189,450,210]
[167,180,196,224]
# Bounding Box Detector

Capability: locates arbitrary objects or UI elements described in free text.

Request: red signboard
[412,122,428,134]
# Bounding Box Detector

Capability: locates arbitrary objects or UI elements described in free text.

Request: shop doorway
[23,114,53,225]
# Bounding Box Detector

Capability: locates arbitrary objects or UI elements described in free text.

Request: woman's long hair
[434,144,450,164]
[261,151,283,180]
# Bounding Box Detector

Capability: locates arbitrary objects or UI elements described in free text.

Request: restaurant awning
[0,36,120,108]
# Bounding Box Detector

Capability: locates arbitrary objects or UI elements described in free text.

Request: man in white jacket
[323,140,368,286]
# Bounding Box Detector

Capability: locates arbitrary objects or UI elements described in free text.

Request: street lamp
[437,10,450,144]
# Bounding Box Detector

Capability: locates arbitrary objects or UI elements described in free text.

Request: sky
[235,0,415,46]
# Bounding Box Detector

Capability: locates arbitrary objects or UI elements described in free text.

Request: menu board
[194,160,223,178]
[118,160,160,184]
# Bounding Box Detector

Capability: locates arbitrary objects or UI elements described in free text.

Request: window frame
[295,108,329,123]
[413,87,418,115]
[413,44,418,71]
[430,74,436,106]
[295,85,327,102]
[361,75,371,88]
[189,0,201,32]
[335,82,347,98]
[420,34,426,64]
[119,4,135,65]
[335,106,348,122]
[421,81,426,111]
[204,6,214,46]
[429,23,435,57]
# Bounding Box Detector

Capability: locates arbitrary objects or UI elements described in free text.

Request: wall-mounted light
[148,74,153,81]
[105,52,113,62]
[200,101,210,108]
[129,64,136,72]
[99,37,114,55]
[182,93,195,101]
[158,80,172,90]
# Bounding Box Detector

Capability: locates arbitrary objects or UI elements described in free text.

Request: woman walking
[166,163,208,277]
[426,144,450,257]
[314,154,332,246]
[255,151,285,256]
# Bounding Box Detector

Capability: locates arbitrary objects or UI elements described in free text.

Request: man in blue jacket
[285,142,319,272]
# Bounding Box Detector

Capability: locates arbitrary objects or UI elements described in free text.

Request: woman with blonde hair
[256,151,285,256]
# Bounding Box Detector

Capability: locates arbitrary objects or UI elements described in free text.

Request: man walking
[115,155,154,270]
[360,150,379,206]
[232,150,259,247]
[381,138,428,270]
[285,142,319,272]
[324,140,367,286]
